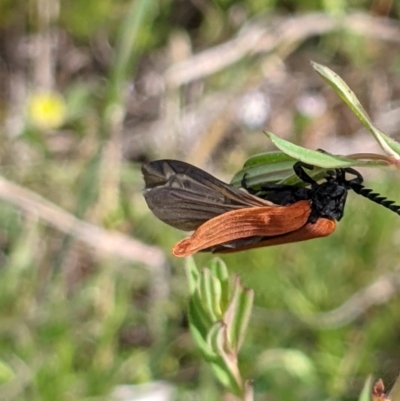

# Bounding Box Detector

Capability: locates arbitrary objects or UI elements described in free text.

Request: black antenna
[350,183,400,216]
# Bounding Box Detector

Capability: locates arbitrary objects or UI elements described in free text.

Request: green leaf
[190,291,213,333]
[224,276,254,352]
[312,62,400,159]
[208,258,229,282]
[206,322,225,354]
[209,258,230,312]
[188,316,217,360]
[185,257,200,295]
[207,322,243,396]
[208,274,223,318]
[198,269,219,321]
[266,132,378,168]
[184,258,252,399]
[243,151,296,167]
[358,376,372,401]
[208,359,241,396]
[230,158,296,188]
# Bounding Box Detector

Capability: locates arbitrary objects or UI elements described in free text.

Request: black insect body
[242,163,367,223]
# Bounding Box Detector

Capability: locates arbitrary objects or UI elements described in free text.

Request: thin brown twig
[165,12,400,87]
[0,175,166,270]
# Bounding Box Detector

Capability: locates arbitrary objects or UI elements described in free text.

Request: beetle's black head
[309,172,348,222]
[296,165,364,223]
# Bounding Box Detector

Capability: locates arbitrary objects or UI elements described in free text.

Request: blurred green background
[0,0,400,400]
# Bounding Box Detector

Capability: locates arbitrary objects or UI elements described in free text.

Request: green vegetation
[0,0,400,400]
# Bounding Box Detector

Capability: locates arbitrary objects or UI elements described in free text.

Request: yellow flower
[28,92,67,130]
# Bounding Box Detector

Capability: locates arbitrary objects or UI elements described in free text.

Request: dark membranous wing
[142,159,275,231]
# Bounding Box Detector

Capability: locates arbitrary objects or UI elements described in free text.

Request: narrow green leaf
[224,277,254,352]
[207,322,243,396]
[373,128,400,159]
[266,132,362,168]
[265,132,390,168]
[208,359,241,396]
[198,269,222,321]
[185,257,200,295]
[188,317,217,360]
[231,152,296,188]
[312,62,400,159]
[185,260,215,334]
[206,322,225,354]
[209,274,223,318]
[230,162,296,188]
[192,288,214,329]
[209,258,229,282]
[233,287,254,351]
[312,62,371,125]
[243,151,296,167]
[223,280,240,352]
[209,258,230,312]
[358,376,373,401]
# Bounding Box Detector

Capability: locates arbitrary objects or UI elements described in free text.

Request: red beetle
[142,159,400,257]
